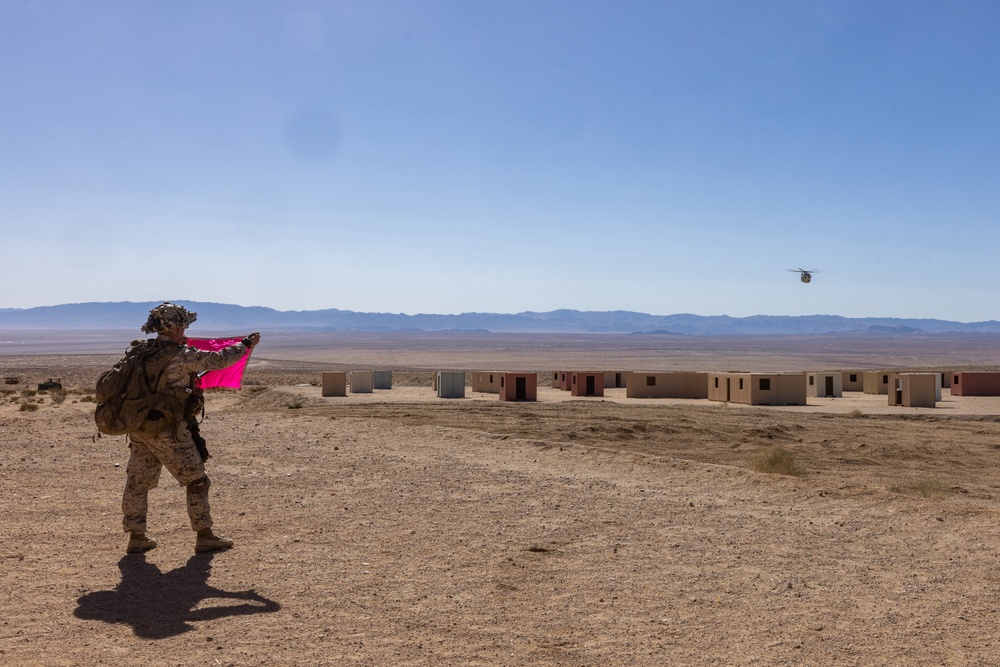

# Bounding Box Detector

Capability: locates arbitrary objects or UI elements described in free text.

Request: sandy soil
[3,332,1000,666]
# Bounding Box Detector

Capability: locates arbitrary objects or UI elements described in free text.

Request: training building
[471,372,502,393]
[887,373,936,408]
[708,373,807,406]
[350,370,374,394]
[321,371,347,397]
[552,371,570,391]
[436,371,466,399]
[565,371,604,397]
[603,372,627,389]
[807,372,843,398]
[499,373,537,402]
[863,372,892,395]
[950,372,1000,396]
[373,370,392,390]
[841,372,864,392]
[625,372,708,399]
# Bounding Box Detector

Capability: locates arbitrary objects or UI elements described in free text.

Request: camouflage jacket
[140,336,249,435]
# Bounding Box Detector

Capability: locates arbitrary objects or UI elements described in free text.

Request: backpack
[94,339,179,436]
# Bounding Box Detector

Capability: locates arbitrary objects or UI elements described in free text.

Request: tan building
[888,373,936,408]
[350,370,374,394]
[603,371,627,388]
[863,372,891,395]
[321,371,347,397]
[807,372,843,397]
[626,372,708,399]
[841,372,864,392]
[708,373,807,406]
[471,372,501,393]
[552,371,572,391]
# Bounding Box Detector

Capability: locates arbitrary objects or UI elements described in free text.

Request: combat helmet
[141,302,198,334]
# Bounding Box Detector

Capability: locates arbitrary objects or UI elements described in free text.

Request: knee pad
[186,475,211,493]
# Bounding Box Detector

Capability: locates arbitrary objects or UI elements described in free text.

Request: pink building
[950,372,1000,396]
[569,372,604,397]
[499,373,537,402]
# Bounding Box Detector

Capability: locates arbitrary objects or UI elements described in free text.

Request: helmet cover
[141,302,198,334]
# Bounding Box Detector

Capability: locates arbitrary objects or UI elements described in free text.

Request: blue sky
[2,1,998,320]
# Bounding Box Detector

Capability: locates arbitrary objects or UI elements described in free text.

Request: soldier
[122,302,260,554]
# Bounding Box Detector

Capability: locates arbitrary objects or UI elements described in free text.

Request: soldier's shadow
[74,552,281,639]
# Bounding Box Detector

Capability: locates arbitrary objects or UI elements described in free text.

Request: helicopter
[788,268,820,283]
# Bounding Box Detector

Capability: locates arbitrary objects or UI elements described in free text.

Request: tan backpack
[94,339,179,436]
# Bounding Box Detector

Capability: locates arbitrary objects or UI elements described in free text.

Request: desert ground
[3,330,1000,666]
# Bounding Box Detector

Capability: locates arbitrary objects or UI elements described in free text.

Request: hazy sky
[3,1,998,320]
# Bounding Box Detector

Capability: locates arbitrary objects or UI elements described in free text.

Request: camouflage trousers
[122,420,213,534]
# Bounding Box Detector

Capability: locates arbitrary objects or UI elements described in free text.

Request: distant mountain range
[1,301,999,335]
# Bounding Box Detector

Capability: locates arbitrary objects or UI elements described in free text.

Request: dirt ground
[3,331,1000,666]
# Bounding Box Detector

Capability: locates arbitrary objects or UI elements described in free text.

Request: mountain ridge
[1,301,999,335]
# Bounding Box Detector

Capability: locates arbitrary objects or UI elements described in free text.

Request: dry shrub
[20,402,39,412]
[50,390,68,404]
[848,408,864,418]
[751,446,804,476]
[893,478,948,499]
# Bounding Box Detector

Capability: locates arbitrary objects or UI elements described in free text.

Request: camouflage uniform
[122,335,249,535]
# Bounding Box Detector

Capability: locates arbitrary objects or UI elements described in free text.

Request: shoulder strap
[143,340,182,394]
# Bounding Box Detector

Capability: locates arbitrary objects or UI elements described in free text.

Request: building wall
[321,371,347,397]
[863,372,891,395]
[555,371,572,391]
[436,371,466,398]
[841,372,864,392]
[753,374,807,405]
[888,373,936,407]
[373,370,392,390]
[708,373,754,403]
[807,372,843,397]
[569,372,605,397]
[709,373,806,405]
[842,372,863,391]
[708,374,731,402]
[603,371,627,388]
[552,371,565,390]
[626,372,708,399]
[471,372,501,393]
[350,370,374,394]
[950,372,1000,396]
[499,373,537,401]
